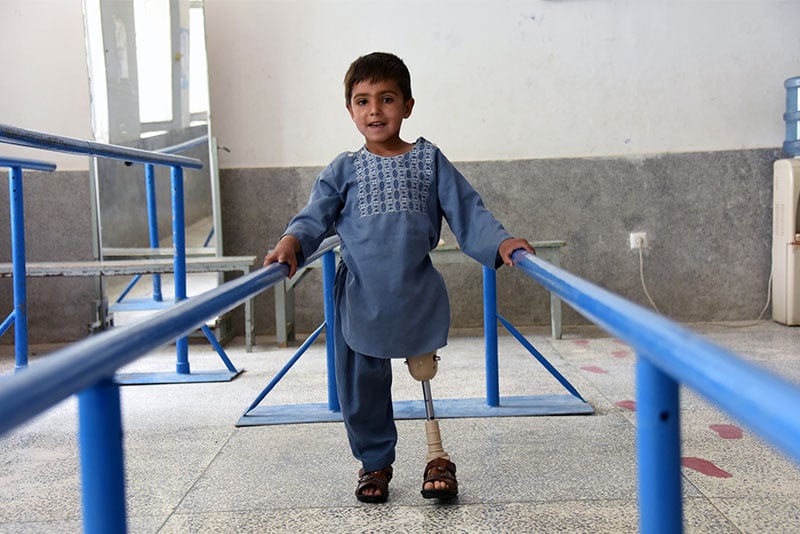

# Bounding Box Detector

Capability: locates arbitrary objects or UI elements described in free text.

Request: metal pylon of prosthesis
[407,352,449,461]
[421,380,436,420]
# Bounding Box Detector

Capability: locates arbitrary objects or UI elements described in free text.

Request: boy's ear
[346,102,354,119]
[403,98,415,119]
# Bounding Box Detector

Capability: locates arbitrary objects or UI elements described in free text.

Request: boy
[264,52,534,503]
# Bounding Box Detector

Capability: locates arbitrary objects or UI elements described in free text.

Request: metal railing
[116,134,210,304]
[0,156,58,369]
[0,236,339,533]
[510,248,800,533]
[0,123,203,374]
[3,145,798,533]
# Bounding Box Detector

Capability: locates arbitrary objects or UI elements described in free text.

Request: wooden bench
[101,246,218,258]
[0,255,257,351]
[274,240,566,346]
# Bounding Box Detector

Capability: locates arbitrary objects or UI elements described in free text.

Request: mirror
[82,0,222,304]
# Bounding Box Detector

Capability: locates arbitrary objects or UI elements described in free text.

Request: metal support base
[115,369,243,385]
[237,394,593,426]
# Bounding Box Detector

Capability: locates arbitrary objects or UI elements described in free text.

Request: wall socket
[629,232,648,249]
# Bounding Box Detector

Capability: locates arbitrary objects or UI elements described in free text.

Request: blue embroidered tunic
[283,138,511,358]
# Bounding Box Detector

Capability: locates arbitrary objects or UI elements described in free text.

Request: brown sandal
[355,466,393,503]
[421,457,458,499]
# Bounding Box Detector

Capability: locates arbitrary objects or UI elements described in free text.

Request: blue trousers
[333,322,397,472]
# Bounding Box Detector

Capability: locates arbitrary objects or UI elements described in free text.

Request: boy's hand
[499,238,535,267]
[264,235,301,278]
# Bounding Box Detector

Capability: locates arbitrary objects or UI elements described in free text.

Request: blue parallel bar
[0,312,14,338]
[156,134,209,155]
[200,325,238,373]
[0,123,202,170]
[171,166,189,374]
[496,313,586,402]
[511,249,800,463]
[511,249,800,531]
[0,156,57,172]
[78,378,127,533]
[322,250,340,412]
[242,322,326,415]
[637,355,682,533]
[483,267,499,407]
[1,238,340,532]
[145,163,163,302]
[8,166,28,371]
[0,235,339,437]
[0,158,56,370]
[115,274,143,304]
[139,135,208,302]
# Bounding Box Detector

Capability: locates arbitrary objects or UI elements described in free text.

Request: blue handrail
[0,237,339,534]
[156,134,209,155]
[1,157,58,370]
[0,123,202,169]
[119,134,212,304]
[0,235,338,436]
[0,156,57,172]
[510,248,800,532]
[0,124,204,374]
[0,236,338,533]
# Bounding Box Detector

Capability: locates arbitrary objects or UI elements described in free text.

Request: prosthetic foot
[406,352,458,499]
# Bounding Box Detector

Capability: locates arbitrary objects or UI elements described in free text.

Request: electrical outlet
[629,232,647,249]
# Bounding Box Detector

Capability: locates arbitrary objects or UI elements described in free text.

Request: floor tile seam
[153,426,240,532]
[525,335,620,413]
[682,495,744,533]
[0,518,82,529]
[472,496,641,507]
[157,496,643,518]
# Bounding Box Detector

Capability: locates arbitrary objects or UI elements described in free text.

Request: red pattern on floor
[580,365,608,374]
[615,400,636,411]
[709,424,743,439]
[681,457,732,478]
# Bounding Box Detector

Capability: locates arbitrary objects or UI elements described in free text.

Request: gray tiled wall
[222,147,780,338]
[0,147,781,343]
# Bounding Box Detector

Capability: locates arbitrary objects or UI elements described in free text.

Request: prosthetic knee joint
[406,352,449,462]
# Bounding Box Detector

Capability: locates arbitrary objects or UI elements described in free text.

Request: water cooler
[773,77,800,325]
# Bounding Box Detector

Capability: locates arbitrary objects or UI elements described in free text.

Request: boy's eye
[356,98,368,106]
[382,96,394,103]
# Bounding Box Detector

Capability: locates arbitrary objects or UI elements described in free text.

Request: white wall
[1,1,797,171]
[204,0,800,168]
[0,1,93,171]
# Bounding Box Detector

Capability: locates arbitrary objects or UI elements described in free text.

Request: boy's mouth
[368,122,385,128]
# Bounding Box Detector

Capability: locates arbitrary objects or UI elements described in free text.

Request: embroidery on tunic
[355,141,433,218]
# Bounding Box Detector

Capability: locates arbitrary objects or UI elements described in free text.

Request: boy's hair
[344,52,413,104]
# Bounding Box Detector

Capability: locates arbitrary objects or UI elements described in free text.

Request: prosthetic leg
[406,352,458,499]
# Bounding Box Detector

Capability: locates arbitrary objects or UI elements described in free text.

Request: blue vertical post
[784,77,800,156]
[322,250,340,412]
[78,378,128,534]
[9,166,28,371]
[144,163,163,301]
[483,266,500,407]
[636,355,683,534]
[171,166,189,374]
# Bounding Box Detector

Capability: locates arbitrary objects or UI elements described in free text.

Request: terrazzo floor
[0,320,799,533]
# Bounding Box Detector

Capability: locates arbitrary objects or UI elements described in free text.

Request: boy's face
[346,79,414,156]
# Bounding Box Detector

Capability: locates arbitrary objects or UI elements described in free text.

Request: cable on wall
[636,244,773,327]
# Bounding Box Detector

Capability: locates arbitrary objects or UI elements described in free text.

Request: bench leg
[548,248,563,339]
[550,293,563,340]
[244,268,254,352]
[275,280,294,347]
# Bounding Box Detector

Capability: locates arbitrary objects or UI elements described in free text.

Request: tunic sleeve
[283,161,344,264]
[435,150,512,268]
